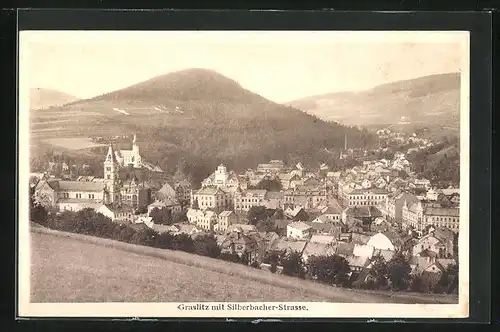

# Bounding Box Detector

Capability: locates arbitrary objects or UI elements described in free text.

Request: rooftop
[287,221,312,231]
[57,180,105,193]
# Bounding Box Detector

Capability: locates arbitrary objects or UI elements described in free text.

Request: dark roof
[57,180,105,192]
[274,219,291,229]
[348,188,389,195]
[432,228,455,241]
[424,207,459,217]
[351,232,371,245]
[129,223,150,232]
[336,242,355,256]
[344,206,383,218]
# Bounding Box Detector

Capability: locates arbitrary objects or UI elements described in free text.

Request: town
[29,129,460,294]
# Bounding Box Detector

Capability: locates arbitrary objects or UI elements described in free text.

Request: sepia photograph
[18,30,470,318]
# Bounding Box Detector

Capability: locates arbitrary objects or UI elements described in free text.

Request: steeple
[344,133,347,151]
[133,133,137,145]
[106,144,117,162]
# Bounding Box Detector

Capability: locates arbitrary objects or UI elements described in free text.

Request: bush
[172,233,195,253]
[220,252,241,263]
[30,202,48,225]
[386,253,412,291]
[130,228,158,247]
[281,251,306,279]
[306,254,350,286]
[154,232,175,250]
[194,234,221,258]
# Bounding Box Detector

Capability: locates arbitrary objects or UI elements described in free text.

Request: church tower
[104,144,120,204]
[131,133,142,168]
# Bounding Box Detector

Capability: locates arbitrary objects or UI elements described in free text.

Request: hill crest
[30,88,80,110]
[286,72,460,130]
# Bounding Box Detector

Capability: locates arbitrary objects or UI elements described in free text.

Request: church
[33,134,151,213]
[114,134,142,168]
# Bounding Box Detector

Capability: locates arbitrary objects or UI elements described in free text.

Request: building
[319,200,343,222]
[386,191,419,222]
[366,232,397,251]
[33,178,105,212]
[402,200,460,233]
[191,187,230,212]
[283,186,327,209]
[103,143,151,208]
[344,187,389,207]
[186,208,217,231]
[113,134,142,168]
[174,179,192,205]
[413,228,454,258]
[216,210,238,233]
[256,160,285,174]
[284,206,309,222]
[278,172,302,190]
[201,164,241,189]
[220,229,260,263]
[302,241,336,263]
[157,179,192,207]
[147,198,182,216]
[234,189,267,212]
[96,204,135,222]
[287,221,313,240]
[262,191,284,209]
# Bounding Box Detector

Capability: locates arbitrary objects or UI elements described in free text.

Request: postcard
[18,30,469,318]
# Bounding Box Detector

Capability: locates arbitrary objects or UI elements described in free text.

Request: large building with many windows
[402,200,460,233]
[344,188,389,207]
[234,189,267,212]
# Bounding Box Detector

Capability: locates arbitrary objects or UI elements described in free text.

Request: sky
[20,31,468,103]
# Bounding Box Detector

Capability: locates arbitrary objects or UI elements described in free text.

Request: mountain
[286,73,460,132]
[29,68,376,184]
[30,88,80,110]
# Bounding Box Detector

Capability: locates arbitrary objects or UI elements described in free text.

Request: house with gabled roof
[287,221,313,240]
[284,206,309,221]
[302,241,337,263]
[215,210,238,233]
[271,239,308,255]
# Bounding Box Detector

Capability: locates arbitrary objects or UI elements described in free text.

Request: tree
[154,232,175,250]
[281,251,306,279]
[247,206,268,225]
[306,254,350,286]
[256,219,275,232]
[30,201,48,225]
[272,209,285,220]
[252,179,282,191]
[194,234,221,258]
[370,256,389,289]
[434,263,459,294]
[386,253,412,291]
[172,233,195,253]
[131,228,158,247]
[149,207,173,225]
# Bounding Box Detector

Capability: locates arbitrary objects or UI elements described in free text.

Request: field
[30,230,327,302]
[29,227,458,304]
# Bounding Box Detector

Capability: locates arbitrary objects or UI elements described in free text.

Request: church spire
[133,133,137,145]
[106,143,117,163]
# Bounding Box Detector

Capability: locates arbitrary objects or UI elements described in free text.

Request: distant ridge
[286,72,460,130]
[30,88,80,110]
